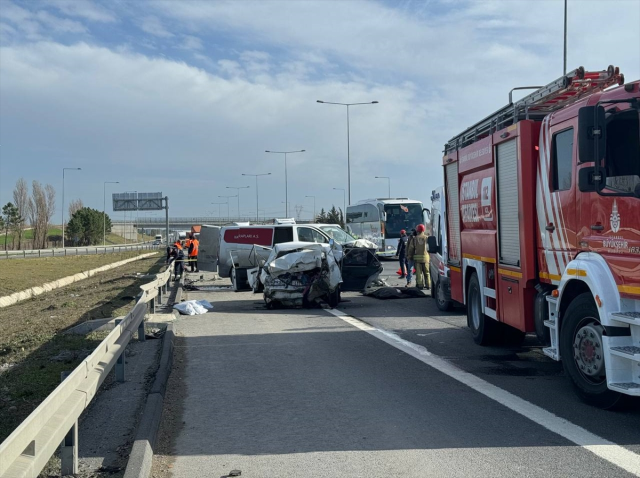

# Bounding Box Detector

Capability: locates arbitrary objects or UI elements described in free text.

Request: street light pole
[226,186,250,220]
[242,172,271,222]
[124,190,137,244]
[62,167,81,247]
[218,195,236,222]
[317,100,378,206]
[305,195,316,222]
[211,202,226,219]
[333,187,346,217]
[563,0,567,75]
[265,150,305,217]
[374,176,391,198]
[103,181,119,245]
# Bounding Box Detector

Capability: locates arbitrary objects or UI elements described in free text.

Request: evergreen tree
[1,202,21,251]
[66,207,112,246]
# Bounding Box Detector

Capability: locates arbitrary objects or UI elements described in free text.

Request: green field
[0,227,62,243]
[0,251,157,296]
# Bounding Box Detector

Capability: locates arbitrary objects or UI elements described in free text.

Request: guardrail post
[158,286,163,305]
[60,371,78,475]
[115,319,126,382]
[138,319,146,342]
[151,294,156,314]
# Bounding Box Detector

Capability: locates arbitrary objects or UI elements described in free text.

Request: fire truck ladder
[445,65,625,153]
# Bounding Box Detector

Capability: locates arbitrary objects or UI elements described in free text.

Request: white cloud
[34,11,87,34]
[0,41,436,216]
[139,15,174,38]
[0,0,638,218]
[179,35,203,51]
[45,0,117,23]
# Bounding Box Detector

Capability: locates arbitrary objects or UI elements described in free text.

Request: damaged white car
[260,240,382,309]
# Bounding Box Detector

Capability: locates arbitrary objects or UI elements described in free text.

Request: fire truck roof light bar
[445,65,624,154]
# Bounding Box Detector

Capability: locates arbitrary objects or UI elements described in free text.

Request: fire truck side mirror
[427,235,438,254]
[578,105,606,163]
[578,167,606,193]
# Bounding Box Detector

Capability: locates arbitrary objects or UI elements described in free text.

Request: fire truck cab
[440,66,640,408]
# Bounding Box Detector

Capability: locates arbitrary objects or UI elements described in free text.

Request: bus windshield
[383,203,424,238]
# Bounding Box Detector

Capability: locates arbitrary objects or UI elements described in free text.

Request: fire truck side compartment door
[496,138,521,266]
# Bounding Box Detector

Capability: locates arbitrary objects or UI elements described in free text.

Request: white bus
[346,198,429,257]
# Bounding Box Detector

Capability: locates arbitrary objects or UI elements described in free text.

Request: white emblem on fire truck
[481,177,493,221]
[610,200,620,233]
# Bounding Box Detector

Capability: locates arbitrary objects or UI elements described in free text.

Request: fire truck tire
[467,272,495,345]
[435,279,453,312]
[561,293,623,409]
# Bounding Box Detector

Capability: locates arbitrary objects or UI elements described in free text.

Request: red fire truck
[439,66,639,408]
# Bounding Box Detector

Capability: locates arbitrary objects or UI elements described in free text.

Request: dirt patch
[0,255,165,443]
[0,251,153,297]
[151,333,187,478]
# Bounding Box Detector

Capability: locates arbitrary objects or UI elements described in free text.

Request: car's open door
[339,245,383,292]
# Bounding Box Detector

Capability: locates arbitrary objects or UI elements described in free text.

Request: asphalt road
[156,262,640,477]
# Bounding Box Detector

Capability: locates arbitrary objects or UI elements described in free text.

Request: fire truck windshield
[604,107,640,196]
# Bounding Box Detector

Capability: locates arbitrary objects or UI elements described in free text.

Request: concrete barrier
[0,252,157,309]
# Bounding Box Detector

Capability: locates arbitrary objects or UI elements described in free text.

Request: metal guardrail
[0,243,160,260]
[0,262,175,477]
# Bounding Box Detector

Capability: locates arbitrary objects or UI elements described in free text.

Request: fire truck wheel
[435,279,453,312]
[561,293,623,409]
[467,272,494,345]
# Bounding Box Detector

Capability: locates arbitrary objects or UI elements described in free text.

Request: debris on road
[173,299,214,315]
[364,287,428,300]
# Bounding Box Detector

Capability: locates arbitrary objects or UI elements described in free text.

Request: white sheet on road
[173,299,214,315]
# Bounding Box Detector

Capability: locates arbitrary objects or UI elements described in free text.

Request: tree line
[1,178,113,250]
[315,205,344,227]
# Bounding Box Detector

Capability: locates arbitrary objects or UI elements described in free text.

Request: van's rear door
[199,226,221,272]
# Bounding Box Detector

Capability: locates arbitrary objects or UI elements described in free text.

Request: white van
[428,187,454,311]
[199,223,334,289]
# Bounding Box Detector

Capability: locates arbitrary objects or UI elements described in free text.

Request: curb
[0,252,158,308]
[123,322,175,478]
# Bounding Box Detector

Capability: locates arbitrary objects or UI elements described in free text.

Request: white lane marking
[326,308,640,476]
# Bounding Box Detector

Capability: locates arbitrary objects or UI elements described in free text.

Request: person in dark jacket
[167,246,184,280]
[397,229,409,279]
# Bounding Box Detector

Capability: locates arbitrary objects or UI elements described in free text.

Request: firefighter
[405,228,417,286]
[407,224,430,290]
[188,234,199,272]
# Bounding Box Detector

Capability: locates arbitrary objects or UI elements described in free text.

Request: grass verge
[0,251,153,297]
[0,255,165,443]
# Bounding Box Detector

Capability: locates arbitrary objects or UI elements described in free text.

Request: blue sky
[1,0,639,220]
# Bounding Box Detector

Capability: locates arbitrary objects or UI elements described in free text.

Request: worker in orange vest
[188,233,199,272]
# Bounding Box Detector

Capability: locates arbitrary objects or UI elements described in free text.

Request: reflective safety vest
[189,239,199,257]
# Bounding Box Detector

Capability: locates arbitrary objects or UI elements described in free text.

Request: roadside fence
[1,243,161,260]
[0,262,175,477]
